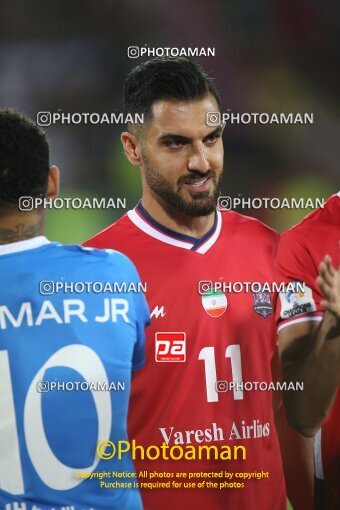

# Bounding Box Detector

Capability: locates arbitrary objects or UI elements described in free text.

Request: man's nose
[187,142,210,173]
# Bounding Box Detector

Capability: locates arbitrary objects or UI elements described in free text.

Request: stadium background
[0,2,339,507]
[0,0,338,244]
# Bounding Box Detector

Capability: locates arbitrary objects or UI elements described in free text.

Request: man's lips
[183,176,211,192]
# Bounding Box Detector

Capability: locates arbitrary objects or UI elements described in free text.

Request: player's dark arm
[279,310,340,437]
[272,349,314,510]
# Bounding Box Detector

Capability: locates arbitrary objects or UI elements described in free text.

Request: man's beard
[142,156,222,218]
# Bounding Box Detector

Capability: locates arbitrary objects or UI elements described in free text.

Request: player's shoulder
[52,240,136,273]
[220,209,279,242]
[83,213,132,249]
[280,193,339,245]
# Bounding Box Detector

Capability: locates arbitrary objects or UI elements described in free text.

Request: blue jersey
[0,237,150,510]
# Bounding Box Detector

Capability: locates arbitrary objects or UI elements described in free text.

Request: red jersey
[84,202,286,510]
[275,192,340,509]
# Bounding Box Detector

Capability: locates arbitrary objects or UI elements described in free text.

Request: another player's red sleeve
[274,230,324,333]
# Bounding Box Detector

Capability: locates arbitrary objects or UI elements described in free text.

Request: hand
[317,255,340,319]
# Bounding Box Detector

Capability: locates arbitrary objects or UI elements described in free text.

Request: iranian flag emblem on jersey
[202,290,228,317]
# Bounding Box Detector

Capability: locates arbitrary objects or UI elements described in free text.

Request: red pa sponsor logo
[155,332,186,362]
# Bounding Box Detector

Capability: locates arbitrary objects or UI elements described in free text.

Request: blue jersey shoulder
[38,243,141,282]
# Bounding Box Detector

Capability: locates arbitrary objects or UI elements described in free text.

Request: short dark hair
[0,108,50,210]
[123,57,221,123]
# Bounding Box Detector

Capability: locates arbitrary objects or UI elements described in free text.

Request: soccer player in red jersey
[275,192,340,509]
[84,57,293,509]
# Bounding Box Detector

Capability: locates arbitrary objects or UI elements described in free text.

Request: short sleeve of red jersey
[274,230,324,333]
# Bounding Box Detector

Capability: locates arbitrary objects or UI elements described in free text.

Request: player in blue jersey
[0,109,150,510]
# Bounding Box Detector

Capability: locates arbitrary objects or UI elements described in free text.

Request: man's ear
[121,131,142,166]
[46,165,60,200]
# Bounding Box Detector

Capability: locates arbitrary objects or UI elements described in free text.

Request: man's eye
[206,134,220,144]
[166,141,183,148]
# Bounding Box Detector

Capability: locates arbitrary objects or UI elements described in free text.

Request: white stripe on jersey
[127,209,194,249]
[314,428,324,480]
[0,236,50,255]
[277,315,323,334]
[127,208,222,253]
[196,210,222,254]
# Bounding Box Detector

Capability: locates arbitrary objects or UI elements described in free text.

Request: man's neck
[0,213,44,245]
[141,196,215,239]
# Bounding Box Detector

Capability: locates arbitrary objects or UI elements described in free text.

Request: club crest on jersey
[202,290,228,317]
[252,288,273,318]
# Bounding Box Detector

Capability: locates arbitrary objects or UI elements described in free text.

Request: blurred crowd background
[0,0,338,244]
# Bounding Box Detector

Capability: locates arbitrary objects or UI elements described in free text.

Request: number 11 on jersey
[198,344,244,402]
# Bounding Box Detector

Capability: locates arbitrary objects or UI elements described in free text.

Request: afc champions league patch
[279,281,316,319]
[252,287,273,318]
[202,290,228,317]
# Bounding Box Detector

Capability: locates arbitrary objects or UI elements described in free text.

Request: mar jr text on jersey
[0,298,131,329]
